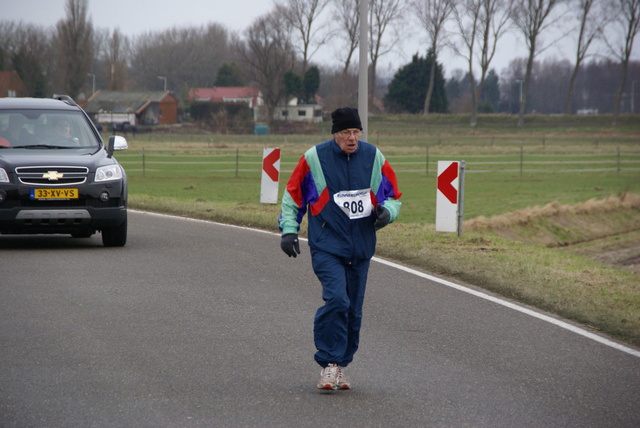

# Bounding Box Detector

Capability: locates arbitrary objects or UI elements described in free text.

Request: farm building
[274,98,323,123]
[82,90,178,126]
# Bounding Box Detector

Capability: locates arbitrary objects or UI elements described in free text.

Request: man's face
[333,129,361,154]
[53,120,70,136]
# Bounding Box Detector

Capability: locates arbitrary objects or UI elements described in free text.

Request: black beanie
[331,107,362,134]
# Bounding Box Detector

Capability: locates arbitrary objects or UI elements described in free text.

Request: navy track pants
[310,249,371,368]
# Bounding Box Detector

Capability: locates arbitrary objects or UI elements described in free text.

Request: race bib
[333,188,373,219]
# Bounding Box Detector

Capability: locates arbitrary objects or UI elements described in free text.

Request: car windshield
[0,110,101,150]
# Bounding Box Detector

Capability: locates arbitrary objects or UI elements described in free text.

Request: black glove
[374,204,391,231]
[280,233,301,257]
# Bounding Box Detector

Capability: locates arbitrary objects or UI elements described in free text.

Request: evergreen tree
[479,69,500,113]
[384,51,448,113]
[283,70,302,100]
[445,73,463,102]
[215,62,244,87]
[302,66,320,104]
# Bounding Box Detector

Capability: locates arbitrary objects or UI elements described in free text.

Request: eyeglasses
[337,129,362,138]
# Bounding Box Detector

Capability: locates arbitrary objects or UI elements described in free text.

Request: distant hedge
[189,101,253,133]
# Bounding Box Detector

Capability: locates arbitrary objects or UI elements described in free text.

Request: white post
[435,161,461,233]
[260,148,280,204]
[358,0,369,141]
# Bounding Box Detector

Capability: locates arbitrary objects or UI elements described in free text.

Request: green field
[118,147,640,224]
[117,114,640,346]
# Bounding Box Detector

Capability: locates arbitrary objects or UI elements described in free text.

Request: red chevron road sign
[437,161,459,204]
[260,148,280,204]
[262,148,280,182]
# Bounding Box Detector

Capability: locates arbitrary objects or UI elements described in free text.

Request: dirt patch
[591,243,640,275]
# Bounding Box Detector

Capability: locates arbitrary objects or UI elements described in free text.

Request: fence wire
[116,146,640,178]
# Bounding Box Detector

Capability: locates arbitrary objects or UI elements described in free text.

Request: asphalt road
[1,210,639,427]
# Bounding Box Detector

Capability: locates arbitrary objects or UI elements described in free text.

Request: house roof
[82,90,177,114]
[188,87,260,103]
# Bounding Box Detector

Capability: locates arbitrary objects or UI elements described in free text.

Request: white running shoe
[336,366,351,390]
[317,363,339,390]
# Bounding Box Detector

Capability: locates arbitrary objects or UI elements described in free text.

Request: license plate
[30,188,79,199]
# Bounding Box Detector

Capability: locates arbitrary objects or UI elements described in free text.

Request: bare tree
[331,0,360,77]
[531,57,572,113]
[500,56,640,114]
[91,28,129,92]
[564,0,608,114]
[603,0,640,124]
[102,29,129,91]
[452,0,513,125]
[510,0,566,126]
[130,24,232,92]
[277,0,331,74]
[0,21,17,71]
[0,22,52,97]
[55,0,94,98]
[328,0,360,107]
[238,11,296,125]
[369,0,405,105]
[319,65,360,109]
[411,0,455,115]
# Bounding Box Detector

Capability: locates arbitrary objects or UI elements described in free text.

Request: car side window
[0,113,36,146]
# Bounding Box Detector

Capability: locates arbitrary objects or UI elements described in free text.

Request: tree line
[0,0,638,127]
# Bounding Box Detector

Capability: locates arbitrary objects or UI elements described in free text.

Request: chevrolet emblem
[42,171,64,181]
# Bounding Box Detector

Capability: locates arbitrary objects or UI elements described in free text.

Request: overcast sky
[2,0,638,79]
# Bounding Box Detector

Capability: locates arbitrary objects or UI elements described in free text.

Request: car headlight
[95,165,123,182]
[0,168,8,183]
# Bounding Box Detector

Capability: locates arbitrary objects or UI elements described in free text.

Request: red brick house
[0,71,27,98]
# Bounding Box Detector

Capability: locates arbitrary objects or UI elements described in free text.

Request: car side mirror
[107,135,128,156]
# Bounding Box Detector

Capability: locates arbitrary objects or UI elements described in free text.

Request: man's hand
[374,204,390,231]
[280,233,301,257]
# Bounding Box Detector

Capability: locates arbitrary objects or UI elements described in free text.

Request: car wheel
[101,215,127,247]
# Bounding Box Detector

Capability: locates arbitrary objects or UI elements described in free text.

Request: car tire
[101,214,127,247]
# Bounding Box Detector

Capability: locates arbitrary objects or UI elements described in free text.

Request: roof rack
[52,94,77,106]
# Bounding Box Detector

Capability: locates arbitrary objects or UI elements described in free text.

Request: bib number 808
[344,200,365,215]
[333,188,372,219]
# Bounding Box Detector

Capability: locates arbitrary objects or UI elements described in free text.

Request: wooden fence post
[236,148,240,178]
[426,145,430,176]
